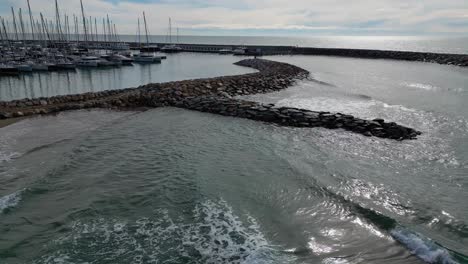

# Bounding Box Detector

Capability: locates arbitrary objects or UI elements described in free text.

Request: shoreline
[0,59,421,140]
[0,117,27,129]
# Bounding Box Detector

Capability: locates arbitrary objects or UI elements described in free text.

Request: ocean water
[0,54,467,263]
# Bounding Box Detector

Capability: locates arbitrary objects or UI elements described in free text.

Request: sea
[0,37,468,264]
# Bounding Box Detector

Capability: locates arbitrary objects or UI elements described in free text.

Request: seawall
[147,42,467,67]
[0,59,421,140]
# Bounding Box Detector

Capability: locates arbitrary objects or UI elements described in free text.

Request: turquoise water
[1,54,467,263]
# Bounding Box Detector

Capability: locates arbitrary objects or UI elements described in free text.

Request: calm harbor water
[0,53,467,263]
[0,53,256,101]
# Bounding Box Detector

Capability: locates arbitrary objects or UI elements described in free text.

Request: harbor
[0,0,172,77]
[1,0,467,78]
[1,1,468,263]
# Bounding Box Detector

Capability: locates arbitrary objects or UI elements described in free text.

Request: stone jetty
[0,59,421,140]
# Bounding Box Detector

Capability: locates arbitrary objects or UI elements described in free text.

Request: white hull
[77,61,99,67]
[32,64,49,71]
[15,65,33,72]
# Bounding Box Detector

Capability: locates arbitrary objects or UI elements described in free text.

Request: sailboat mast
[65,15,70,42]
[89,16,93,42]
[94,18,98,42]
[11,7,19,41]
[73,14,78,42]
[40,13,48,45]
[80,0,88,43]
[113,24,118,42]
[1,17,10,45]
[26,0,35,41]
[18,9,26,41]
[169,17,172,44]
[102,18,106,43]
[137,18,141,46]
[0,18,4,43]
[143,12,149,45]
[55,0,62,41]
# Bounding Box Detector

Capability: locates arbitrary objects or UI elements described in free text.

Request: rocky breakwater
[0,59,421,140]
[293,47,468,67]
[179,96,421,140]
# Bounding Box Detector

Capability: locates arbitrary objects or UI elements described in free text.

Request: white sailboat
[134,12,161,63]
[161,18,183,53]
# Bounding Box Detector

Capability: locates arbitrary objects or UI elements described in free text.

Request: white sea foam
[37,199,289,264]
[403,82,439,91]
[390,227,459,264]
[0,189,23,213]
[0,151,21,163]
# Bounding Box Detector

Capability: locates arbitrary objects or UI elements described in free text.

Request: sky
[0,0,467,36]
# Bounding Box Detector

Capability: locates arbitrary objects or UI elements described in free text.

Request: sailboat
[133,13,161,63]
[161,18,183,53]
[139,12,159,52]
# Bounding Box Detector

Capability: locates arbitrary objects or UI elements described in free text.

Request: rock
[0,112,12,119]
[373,118,385,124]
[13,111,24,117]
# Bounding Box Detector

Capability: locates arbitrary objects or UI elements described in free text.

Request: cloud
[0,0,467,35]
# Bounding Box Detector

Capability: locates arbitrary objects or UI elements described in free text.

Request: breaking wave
[0,189,24,213]
[34,199,290,264]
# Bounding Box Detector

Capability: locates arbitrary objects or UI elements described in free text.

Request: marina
[1,1,468,263]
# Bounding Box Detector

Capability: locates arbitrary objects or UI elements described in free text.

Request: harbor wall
[144,42,467,67]
[0,59,421,140]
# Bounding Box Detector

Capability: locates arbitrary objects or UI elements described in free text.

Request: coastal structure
[0,59,421,140]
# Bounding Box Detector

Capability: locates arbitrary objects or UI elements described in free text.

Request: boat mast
[89,16,94,42]
[0,17,4,44]
[26,0,35,41]
[73,14,78,43]
[106,14,112,50]
[55,0,63,42]
[37,18,45,46]
[80,0,88,44]
[11,7,19,41]
[94,18,98,42]
[143,12,149,46]
[40,13,49,46]
[18,9,26,41]
[169,17,172,44]
[65,15,70,42]
[113,24,118,43]
[137,18,141,47]
[1,17,11,46]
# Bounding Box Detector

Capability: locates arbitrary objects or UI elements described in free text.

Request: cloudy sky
[1,0,467,36]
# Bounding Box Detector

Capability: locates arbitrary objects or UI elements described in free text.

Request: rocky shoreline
[0,59,421,140]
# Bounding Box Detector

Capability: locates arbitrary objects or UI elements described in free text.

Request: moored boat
[0,64,20,76]
[77,56,100,67]
[219,48,233,54]
[161,44,183,53]
[134,53,161,63]
[233,47,247,56]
